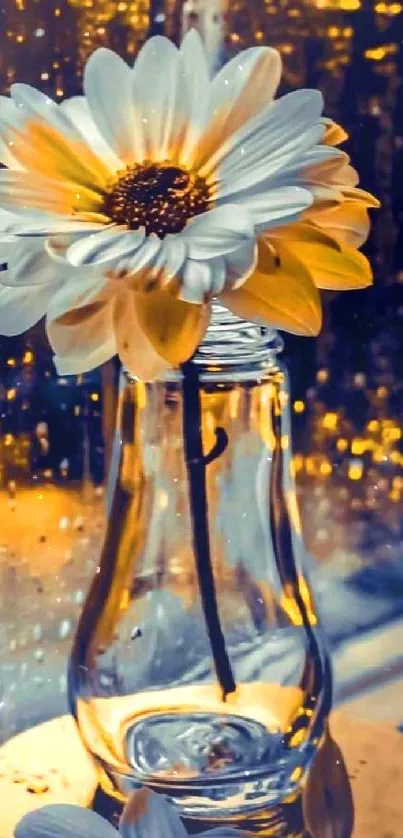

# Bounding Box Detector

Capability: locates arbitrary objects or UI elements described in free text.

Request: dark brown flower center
[104,161,211,237]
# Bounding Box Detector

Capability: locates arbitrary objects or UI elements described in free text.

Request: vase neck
[193,302,282,370]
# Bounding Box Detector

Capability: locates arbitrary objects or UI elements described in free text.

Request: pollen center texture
[105,162,211,237]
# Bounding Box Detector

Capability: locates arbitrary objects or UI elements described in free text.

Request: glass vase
[68,304,331,826]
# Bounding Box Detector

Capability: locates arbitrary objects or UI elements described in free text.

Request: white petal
[0,282,51,335]
[15,804,118,838]
[2,236,61,285]
[203,89,324,189]
[0,206,105,236]
[66,227,144,267]
[181,205,254,259]
[47,298,116,375]
[120,789,187,838]
[46,272,110,321]
[131,36,179,162]
[210,47,281,120]
[225,185,313,230]
[84,48,136,164]
[61,96,122,172]
[114,291,170,381]
[176,30,210,167]
[10,84,81,142]
[193,47,281,171]
[225,241,257,288]
[181,259,212,302]
[0,135,22,169]
[243,144,344,199]
[152,234,187,286]
[123,236,163,281]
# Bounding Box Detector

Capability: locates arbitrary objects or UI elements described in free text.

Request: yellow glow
[16,34,24,43]
[394,477,403,489]
[322,412,338,431]
[389,489,401,503]
[7,388,17,401]
[348,460,363,480]
[337,438,348,452]
[23,350,34,364]
[90,392,99,402]
[4,433,14,446]
[351,437,373,455]
[291,454,304,475]
[377,386,388,398]
[319,460,332,477]
[367,419,380,432]
[40,72,49,80]
[316,369,329,384]
[383,426,401,443]
[6,357,16,367]
[293,400,305,414]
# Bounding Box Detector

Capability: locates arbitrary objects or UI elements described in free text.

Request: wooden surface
[0,711,401,838]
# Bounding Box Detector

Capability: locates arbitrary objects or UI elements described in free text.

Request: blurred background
[1,0,403,740]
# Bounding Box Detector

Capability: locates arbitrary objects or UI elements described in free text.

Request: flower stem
[181,360,236,701]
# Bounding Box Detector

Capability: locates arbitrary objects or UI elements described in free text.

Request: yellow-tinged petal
[134,289,211,366]
[323,120,348,146]
[341,187,380,209]
[267,220,342,251]
[270,235,373,290]
[308,201,370,248]
[6,120,111,194]
[220,238,322,337]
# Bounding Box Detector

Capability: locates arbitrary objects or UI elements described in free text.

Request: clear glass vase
[68,304,331,826]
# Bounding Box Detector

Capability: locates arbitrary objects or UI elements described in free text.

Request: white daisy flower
[0,33,376,378]
[14,787,239,838]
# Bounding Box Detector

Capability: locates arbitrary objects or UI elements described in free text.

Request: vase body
[69,307,331,824]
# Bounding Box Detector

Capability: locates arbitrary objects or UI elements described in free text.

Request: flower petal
[61,96,123,172]
[0,206,105,236]
[180,257,226,303]
[15,804,118,838]
[150,234,187,288]
[322,118,348,146]
[46,272,110,320]
[120,788,187,838]
[203,89,324,184]
[131,36,179,162]
[11,84,83,140]
[66,227,145,267]
[2,236,62,285]
[134,288,211,365]
[193,47,282,171]
[222,185,313,231]
[114,289,170,380]
[271,235,373,290]
[220,237,322,336]
[341,186,380,208]
[181,205,254,260]
[181,259,212,303]
[0,106,111,193]
[176,30,210,167]
[84,48,136,164]
[225,241,257,287]
[309,201,370,248]
[0,282,52,335]
[47,299,116,374]
[0,169,102,217]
